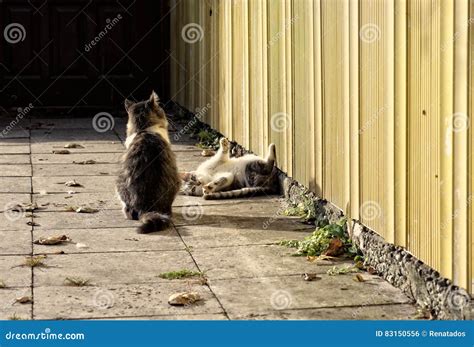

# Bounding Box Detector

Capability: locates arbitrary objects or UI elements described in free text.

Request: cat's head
[124,91,167,136]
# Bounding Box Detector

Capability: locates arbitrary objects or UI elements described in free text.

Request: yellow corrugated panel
[394,0,407,247]
[320,0,348,209]
[470,0,474,295]
[453,0,469,290]
[349,0,359,221]
[292,0,314,188]
[440,0,454,279]
[267,0,292,174]
[209,0,220,129]
[313,0,323,197]
[407,0,442,271]
[231,0,250,147]
[218,0,232,136]
[249,0,268,155]
[358,0,394,240]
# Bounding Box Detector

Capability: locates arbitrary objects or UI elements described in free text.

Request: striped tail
[203,187,273,200]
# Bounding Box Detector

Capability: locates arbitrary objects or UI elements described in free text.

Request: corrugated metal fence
[169,0,473,293]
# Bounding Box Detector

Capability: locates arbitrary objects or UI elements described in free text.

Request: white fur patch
[146,125,170,144]
[124,133,137,149]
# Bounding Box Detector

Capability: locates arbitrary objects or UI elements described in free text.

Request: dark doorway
[0,0,170,115]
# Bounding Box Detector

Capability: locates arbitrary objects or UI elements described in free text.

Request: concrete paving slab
[0,213,33,231]
[33,192,122,211]
[33,176,115,193]
[31,142,124,154]
[228,304,418,320]
[0,129,29,139]
[0,287,32,320]
[32,153,122,165]
[101,313,228,320]
[175,151,207,172]
[33,210,139,230]
[0,256,32,287]
[0,194,31,210]
[0,154,30,164]
[33,283,223,320]
[209,275,411,317]
[33,163,119,177]
[191,244,336,280]
[178,225,312,249]
[0,138,30,145]
[29,118,126,130]
[0,145,30,154]
[33,227,184,254]
[0,164,31,176]
[0,229,31,255]
[173,194,282,207]
[33,251,197,286]
[31,129,118,142]
[0,177,31,193]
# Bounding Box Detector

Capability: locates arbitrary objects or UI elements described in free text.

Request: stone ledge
[351,221,471,320]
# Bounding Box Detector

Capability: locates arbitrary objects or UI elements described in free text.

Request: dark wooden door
[0,0,170,113]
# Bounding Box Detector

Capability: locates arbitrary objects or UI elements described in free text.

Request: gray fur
[116,92,180,233]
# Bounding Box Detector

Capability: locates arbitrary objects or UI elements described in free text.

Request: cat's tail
[203,187,273,200]
[137,212,171,233]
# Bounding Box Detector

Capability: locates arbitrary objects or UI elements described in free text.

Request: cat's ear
[148,91,160,110]
[124,99,134,112]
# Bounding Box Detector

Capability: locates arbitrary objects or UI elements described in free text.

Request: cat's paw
[219,137,230,152]
[203,182,215,194]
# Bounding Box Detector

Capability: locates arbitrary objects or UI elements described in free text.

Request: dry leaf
[75,207,99,213]
[323,238,344,257]
[354,260,365,269]
[367,266,377,275]
[302,273,321,281]
[73,160,96,165]
[67,191,77,195]
[413,308,433,320]
[65,180,83,187]
[64,143,84,149]
[33,235,71,245]
[0,280,5,288]
[168,292,201,306]
[75,243,88,249]
[52,150,70,154]
[14,296,32,304]
[353,274,366,282]
[64,277,90,286]
[201,149,215,157]
[306,256,317,263]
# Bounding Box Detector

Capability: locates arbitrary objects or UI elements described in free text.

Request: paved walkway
[0,117,417,320]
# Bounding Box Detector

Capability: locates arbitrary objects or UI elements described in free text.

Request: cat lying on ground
[181,138,279,199]
[116,91,180,233]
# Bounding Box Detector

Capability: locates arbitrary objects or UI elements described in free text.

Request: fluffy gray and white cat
[116,91,180,233]
[181,138,278,199]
